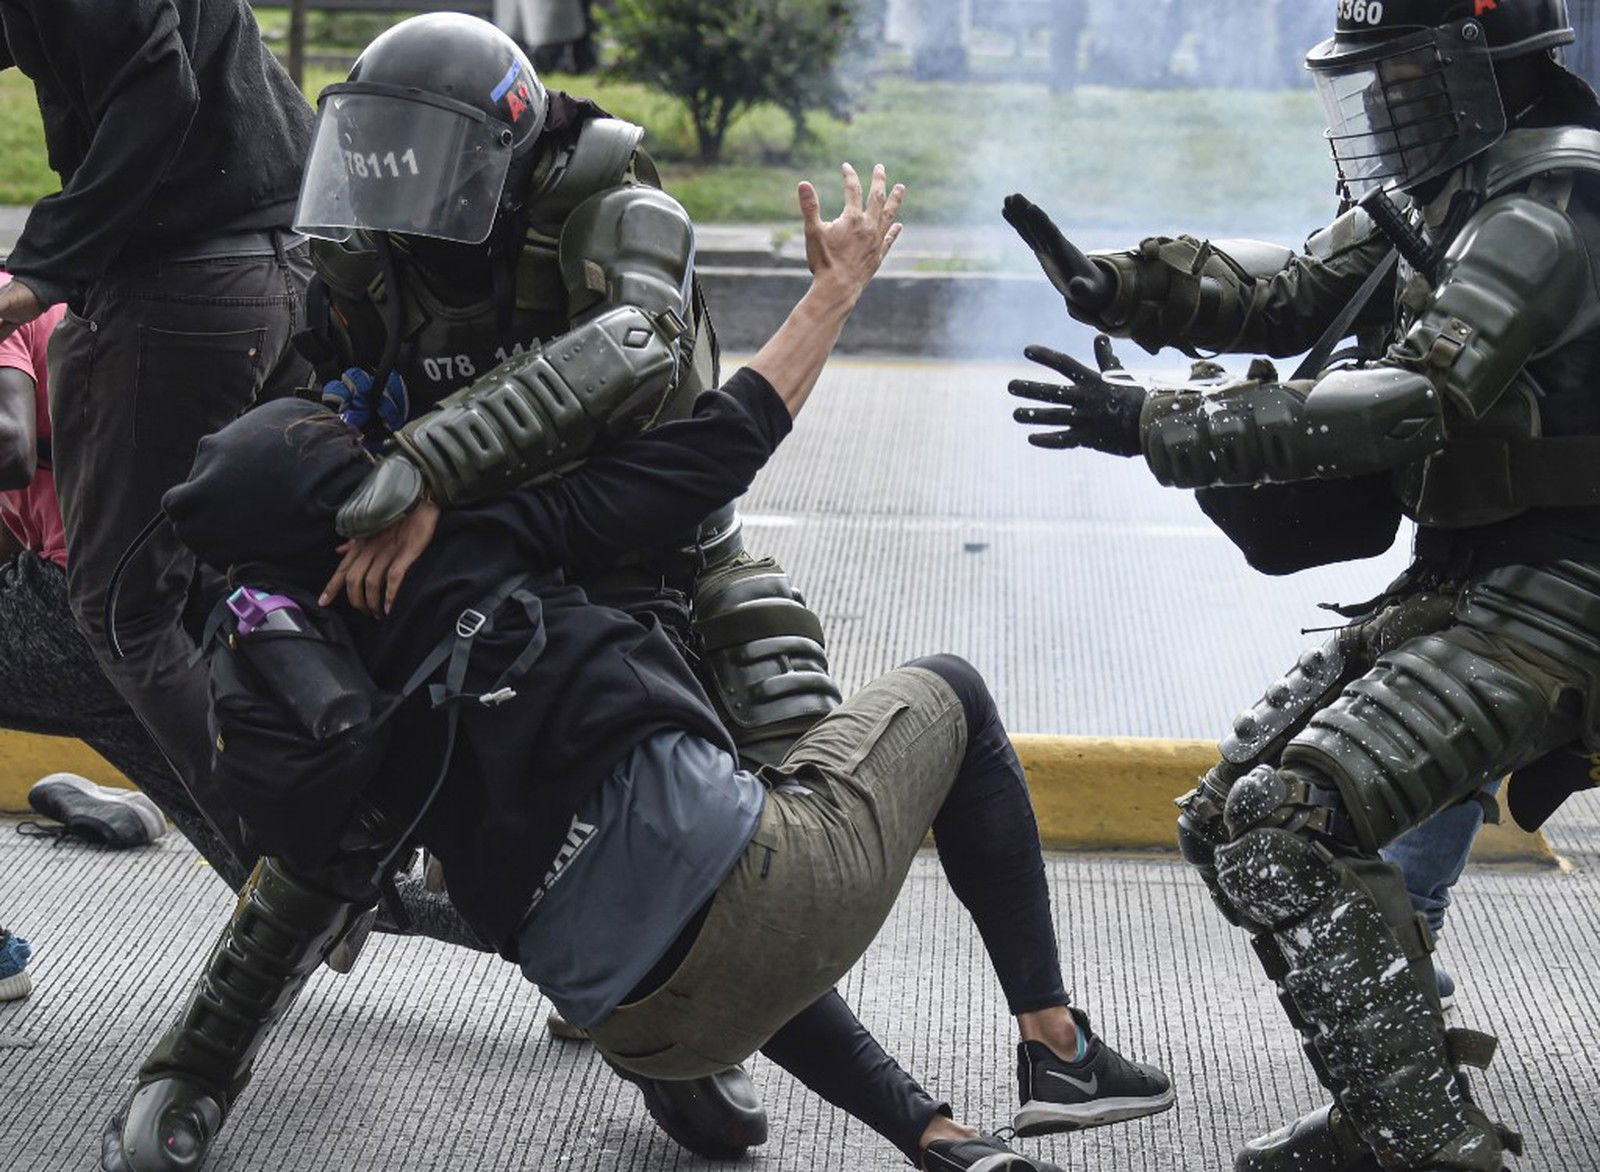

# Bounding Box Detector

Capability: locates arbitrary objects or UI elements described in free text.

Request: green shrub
[603,0,862,163]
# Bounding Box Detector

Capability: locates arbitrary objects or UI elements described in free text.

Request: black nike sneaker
[922,1133,1065,1172]
[1014,1008,1175,1136]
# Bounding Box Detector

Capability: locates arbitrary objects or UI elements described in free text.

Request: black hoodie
[0,0,314,307]
[167,369,791,953]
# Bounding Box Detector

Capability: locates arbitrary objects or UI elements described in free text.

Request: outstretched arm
[749,163,904,416]
[322,164,905,615]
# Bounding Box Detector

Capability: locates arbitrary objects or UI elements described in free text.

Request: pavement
[4,356,1598,1170]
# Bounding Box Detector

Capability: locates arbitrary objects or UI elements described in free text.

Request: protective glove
[1002,193,1115,315]
[321,368,410,444]
[1009,333,1146,457]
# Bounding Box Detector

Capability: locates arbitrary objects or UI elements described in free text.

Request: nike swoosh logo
[1046,1068,1098,1095]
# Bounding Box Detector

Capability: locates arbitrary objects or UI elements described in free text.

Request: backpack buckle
[456,608,487,639]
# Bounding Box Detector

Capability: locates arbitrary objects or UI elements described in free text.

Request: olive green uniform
[1080,128,1600,1170]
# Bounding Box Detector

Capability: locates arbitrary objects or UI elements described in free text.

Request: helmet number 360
[1338,0,1385,23]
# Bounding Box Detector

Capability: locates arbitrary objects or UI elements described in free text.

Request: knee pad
[1215,826,1340,931]
[1223,764,1294,837]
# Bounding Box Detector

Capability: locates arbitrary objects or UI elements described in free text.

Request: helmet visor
[1308,25,1505,198]
[294,84,515,245]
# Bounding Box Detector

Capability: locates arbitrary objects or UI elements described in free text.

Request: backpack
[201,573,547,878]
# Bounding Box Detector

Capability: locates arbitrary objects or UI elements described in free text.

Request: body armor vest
[1394,127,1600,528]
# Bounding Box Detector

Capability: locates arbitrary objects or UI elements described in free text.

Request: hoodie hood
[164,398,374,579]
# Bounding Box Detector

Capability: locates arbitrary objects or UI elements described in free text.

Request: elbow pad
[1142,366,1445,489]
[335,305,679,537]
[559,184,695,324]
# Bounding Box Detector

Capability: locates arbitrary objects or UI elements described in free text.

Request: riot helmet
[1305,0,1575,197]
[294,13,549,245]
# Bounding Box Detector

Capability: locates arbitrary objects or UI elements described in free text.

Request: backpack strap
[367,572,548,888]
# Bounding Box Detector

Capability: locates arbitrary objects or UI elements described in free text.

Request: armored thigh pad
[692,556,842,768]
[1285,632,1562,852]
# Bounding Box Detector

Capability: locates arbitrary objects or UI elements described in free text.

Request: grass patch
[540,72,1333,233]
[0,59,1335,235]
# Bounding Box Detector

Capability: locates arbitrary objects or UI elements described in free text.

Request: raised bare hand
[799,162,905,305]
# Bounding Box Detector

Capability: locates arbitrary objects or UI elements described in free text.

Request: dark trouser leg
[49,245,312,860]
[910,654,1070,1014]
[103,857,359,1172]
[742,657,1026,1165]
[0,551,250,886]
[1216,622,1578,1170]
[761,989,949,1163]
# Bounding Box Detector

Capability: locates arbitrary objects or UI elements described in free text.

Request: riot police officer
[1006,1,1600,1168]
[103,14,958,1172]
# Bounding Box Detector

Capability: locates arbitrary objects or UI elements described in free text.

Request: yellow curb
[0,730,1559,866]
[1013,734,1559,867]
[0,731,133,811]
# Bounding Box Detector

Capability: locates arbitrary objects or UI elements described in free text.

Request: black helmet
[1305,0,1575,197]
[294,13,548,245]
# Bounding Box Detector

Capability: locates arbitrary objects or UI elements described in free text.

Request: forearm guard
[1088,205,1395,359]
[1141,366,1445,489]
[336,304,679,537]
[1087,235,1265,356]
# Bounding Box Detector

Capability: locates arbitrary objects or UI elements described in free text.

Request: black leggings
[913,654,1068,1017]
[758,655,1067,1161]
[762,988,948,1160]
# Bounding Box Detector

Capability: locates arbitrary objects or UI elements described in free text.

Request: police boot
[606,1057,769,1160]
[102,858,356,1172]
[552,1011,768,1159]
[1236,1102,1382,1172]
[1238,1099,1520,1172]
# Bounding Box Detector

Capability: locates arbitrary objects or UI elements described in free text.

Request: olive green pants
[588,666,966,1080]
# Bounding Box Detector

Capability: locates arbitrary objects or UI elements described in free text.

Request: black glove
[1002,193,1115,315]
[1009,333,1146,457]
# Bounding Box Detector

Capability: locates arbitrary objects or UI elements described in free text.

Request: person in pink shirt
[0,287,66,560]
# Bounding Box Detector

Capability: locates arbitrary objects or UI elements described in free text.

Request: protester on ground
[227,13,943,1157]
[103,161,1173,1172]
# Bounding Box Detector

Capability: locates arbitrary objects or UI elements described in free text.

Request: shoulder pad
[1472,127,1600,198]
[526,118,647,225]
[559,184,694,320]
[310,236,381,301]
[1305,203,1382,261]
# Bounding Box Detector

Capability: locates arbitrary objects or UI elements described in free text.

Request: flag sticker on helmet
[490,61,536,123]
[1476,0,1498,14]
[490,61,521,103]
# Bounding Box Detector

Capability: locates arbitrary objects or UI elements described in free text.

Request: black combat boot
[1238,1099,1519,1172]
[102,858,357,1171]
